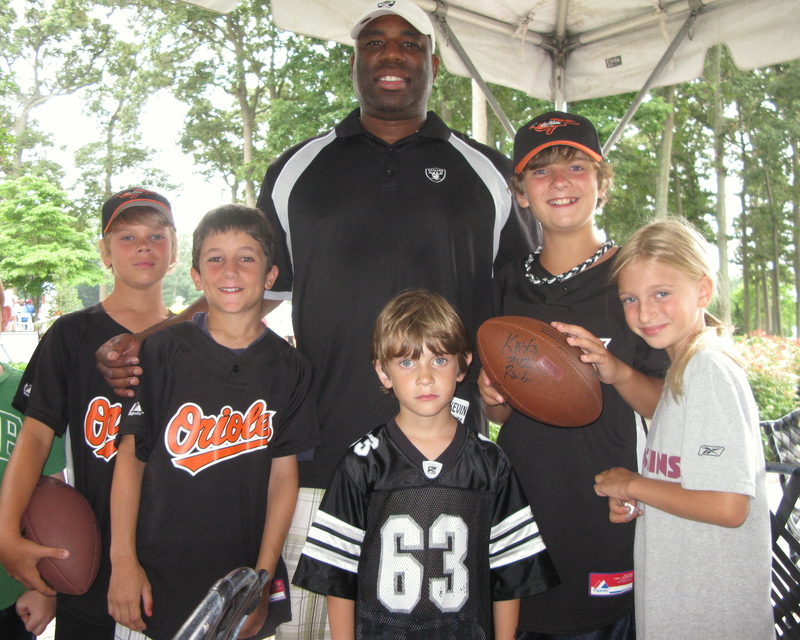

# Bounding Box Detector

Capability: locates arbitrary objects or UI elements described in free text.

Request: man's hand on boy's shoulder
[96,333,143,398]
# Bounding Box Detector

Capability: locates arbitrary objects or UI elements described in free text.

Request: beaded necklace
[524,240,615,286]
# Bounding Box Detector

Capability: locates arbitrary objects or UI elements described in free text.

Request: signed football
[21,476,101,595]
[477,316,602,427]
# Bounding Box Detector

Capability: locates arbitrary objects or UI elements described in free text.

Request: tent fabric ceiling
[184,0,800,103]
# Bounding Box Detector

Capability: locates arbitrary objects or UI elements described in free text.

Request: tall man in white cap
[257,2,536,635]
[95,1,537,637]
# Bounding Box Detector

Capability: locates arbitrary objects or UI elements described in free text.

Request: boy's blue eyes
[397,356,449,368]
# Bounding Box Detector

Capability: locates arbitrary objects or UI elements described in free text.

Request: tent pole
[432,3,516,138]
[602,1,700,155]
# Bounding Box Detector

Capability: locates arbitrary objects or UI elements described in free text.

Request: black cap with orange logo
[102,188,174,234]
[513,111,603,175]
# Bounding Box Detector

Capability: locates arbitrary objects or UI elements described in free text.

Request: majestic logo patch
[22,383,31,397]
[423,460,443,479]
[127,402,143,417]
[425,167,446,183]
[84,396,122,461]
[590,571,634,596]
[269,579,287,602]
[165,400,275,475]
[698,445,724,457]
[531,118,580,136]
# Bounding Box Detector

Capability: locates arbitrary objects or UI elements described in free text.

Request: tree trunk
[471,80,488,145]
[737,123,751,334]
[654,85,674,219]
[792,138,800,338]
[711,46,731,323]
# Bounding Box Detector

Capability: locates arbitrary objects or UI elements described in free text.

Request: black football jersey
[293,421,558,639]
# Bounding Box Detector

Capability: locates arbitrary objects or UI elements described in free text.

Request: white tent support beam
[602,0,701,155]
[432,1,516,138]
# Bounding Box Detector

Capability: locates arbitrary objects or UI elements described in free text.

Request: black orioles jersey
[293,421,558,640]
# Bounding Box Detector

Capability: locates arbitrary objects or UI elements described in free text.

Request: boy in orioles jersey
[109,204,319,640]
[293,290,558,640]
[0,189,178,640]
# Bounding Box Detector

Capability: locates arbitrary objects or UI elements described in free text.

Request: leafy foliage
[0,175,101,313]
[736,331,800,420]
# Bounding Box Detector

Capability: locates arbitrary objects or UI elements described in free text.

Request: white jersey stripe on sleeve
[490,506,535,540]
[489,536,548,569]
[301,541,360,574]
[315,509,366,543]
[489,520,541,556]
[307,524,362,558]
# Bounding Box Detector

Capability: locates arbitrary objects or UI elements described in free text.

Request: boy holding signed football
[109,204,319,640]
[479,113,667,639]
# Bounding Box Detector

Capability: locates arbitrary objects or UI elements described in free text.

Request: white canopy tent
[180,0,800,148]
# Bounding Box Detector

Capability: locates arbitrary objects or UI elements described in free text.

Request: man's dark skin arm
[96,298,283,397]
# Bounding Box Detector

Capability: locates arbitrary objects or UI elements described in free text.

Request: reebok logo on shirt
[165,400,275,475]
[698,445,724,457]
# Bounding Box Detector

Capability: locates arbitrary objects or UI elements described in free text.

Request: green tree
[72,34,179,225]
[0,0,114,179]
[0,175,101,316]
[146,0,354,206]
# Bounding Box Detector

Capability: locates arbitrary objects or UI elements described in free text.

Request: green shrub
[736,331,800,420]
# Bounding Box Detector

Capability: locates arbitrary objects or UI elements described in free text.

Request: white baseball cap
[350,0,436,51]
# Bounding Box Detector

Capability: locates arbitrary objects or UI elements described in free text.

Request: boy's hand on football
[551,322,624,385]
[478,368,506,407]
[0,534,67,596]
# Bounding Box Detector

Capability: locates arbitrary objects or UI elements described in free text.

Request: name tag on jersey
[589,571,634,596]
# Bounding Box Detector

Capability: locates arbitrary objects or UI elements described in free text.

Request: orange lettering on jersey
[84,397,122,461]
[165,400,275,475]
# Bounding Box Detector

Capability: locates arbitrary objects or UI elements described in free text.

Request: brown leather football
[478,316,602,427]
[21,476,101,595]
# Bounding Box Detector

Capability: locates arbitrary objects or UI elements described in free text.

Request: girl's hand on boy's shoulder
[551,321,624,385]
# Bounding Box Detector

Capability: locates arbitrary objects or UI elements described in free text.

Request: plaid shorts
[275,486,329,640]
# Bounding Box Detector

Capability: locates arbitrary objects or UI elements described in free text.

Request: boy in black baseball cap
[479,113,667,639]
[0,187,177,640]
